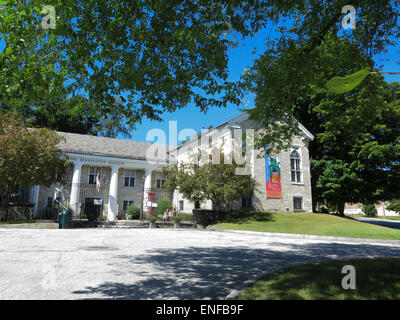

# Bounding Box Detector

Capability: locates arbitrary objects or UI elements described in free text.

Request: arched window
[290,149,302,183]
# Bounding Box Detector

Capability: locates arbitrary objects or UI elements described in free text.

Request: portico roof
[57,131,168,162]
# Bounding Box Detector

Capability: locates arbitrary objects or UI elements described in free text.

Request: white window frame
[156,172,166,189]
[124,170,136,187]
[290,147,303,184]
[88,167,102,184]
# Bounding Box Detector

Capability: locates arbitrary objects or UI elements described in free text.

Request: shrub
[126,204,141,219]
[77,213,87,220]
[177,212,193,221]
[362,204,377,217]
[149,215,157,223]
[155,198,173,216]
[387,200,400,214]
[174,217,182,224]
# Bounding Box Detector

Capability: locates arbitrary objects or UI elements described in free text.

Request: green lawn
[237,258,400,300]
[213,211,400,240]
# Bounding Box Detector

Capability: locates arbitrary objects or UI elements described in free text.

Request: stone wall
[0,205,34,221]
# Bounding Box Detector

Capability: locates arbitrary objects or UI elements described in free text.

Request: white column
[108,166,119,222]
[29,185,40,217]
[69,162,82,217]
[142,169,153,218]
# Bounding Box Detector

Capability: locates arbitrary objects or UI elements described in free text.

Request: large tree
[0,113,67,207]
[163,150,256,212]
[1,1,398,130]
[248,34,400,214]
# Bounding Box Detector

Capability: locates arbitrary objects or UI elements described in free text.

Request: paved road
[1,228,400,300]
[354,217,400,230]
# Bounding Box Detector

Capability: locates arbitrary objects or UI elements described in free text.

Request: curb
[207,227,400,246]
[0,223,59,229]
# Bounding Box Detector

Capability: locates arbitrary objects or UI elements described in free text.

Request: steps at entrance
[68,219,196,229]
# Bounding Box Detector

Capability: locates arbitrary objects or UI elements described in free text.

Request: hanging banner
[265,145,282,198]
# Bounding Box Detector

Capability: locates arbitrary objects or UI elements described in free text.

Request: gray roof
[57,131,168,162]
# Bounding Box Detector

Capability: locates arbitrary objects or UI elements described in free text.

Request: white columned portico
[108,165,119,221]
[142,168,153,217]
[29,185,40,217]
[69,162,82,217]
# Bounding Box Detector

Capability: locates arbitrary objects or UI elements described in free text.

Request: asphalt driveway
[1,228,400,300]
[353,217,400,230]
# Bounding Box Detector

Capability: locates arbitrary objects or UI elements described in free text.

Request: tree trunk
[337,202,345,216]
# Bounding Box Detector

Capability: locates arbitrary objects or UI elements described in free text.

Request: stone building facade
[173,112,314,213]
[29,132,172,221]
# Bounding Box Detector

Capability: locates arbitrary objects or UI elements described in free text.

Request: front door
[84,198,103,220]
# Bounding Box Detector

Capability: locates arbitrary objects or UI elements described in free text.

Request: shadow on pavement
[72,241,400,299]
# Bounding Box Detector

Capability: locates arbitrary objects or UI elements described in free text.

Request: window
[241,140,247,158]
[290,149,302,183]
[293,197,303,210]
[123,200,135,211]
[179,200,184,211]
[156,172,166,189]
[88,167,102,184]
[241,197,252,208]
[124,170,136,187]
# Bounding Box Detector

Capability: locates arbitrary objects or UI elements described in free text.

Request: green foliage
[387,200,400,214]
[164,150,256,211]
[66,204,74,218]
[177,212,193,222]
[214,211,400,240]
[249,33,400,214]
[2,1,398,132]
[77,213,87,220]
[0,0,270,126]
[155,198,173,216]
[362,204,378,217]
[237,258,400,300]
[149,215,157,223]
[193,209,227,227]
[174,217,182,224]
[126,204,141,220]
[0,113,67,207]
[326,68,371,94]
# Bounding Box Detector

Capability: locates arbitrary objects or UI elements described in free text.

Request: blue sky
[132,27,399,145]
